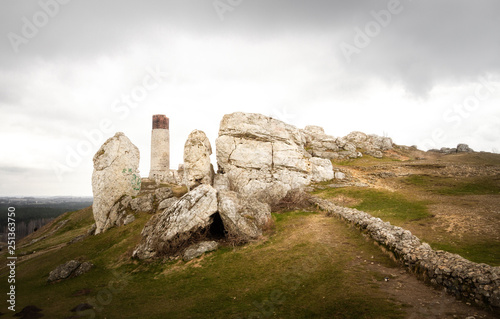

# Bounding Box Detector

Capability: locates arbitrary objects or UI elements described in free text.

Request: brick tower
[149,114,170,179]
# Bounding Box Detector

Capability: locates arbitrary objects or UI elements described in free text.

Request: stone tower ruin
[149,114,170,180]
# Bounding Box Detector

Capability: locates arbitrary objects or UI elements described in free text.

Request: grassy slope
[315,151,500,266]
[1,209,406,318]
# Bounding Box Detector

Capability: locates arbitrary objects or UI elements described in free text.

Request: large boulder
[132,184,218,259]
[92,133,141,234]
[216,112,333,203]
[218,190,273,241]
[48,260,93,282]
[183,130,214,190]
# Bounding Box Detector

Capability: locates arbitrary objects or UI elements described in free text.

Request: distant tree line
[0,201,92,242]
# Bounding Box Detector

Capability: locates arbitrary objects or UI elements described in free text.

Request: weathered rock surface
[154,187,174,202]
[48,260,93,282]
[216,112,333,203]
[183,130,214,189]
[303,128,393,160]
[92,132,141,234]
[133,184,218,259]
[130,194,155,213]
[218,191,272,241]
[158,197,178,211]
[183,241,219,261]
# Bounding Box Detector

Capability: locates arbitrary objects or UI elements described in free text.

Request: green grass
[334,154,400,167]
[404,175,500,195]
[313,187,432,223]
[1,209,406,318]
[430,240,500,267]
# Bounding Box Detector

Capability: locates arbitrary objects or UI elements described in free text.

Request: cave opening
[208,212,226,239]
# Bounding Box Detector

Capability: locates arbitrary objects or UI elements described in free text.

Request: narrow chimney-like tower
[150,115,170,178]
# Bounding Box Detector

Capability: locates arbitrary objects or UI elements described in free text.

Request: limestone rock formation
[343,131,393,158]
[92,133,141,234]
[48,260,93,282]
[183,241,219,261]
[216,112,333,203]
[303,129,392,160]
[130,194,155,213]
[154,187,174,202]
[183,130,214,189]
[158,197,178,211]
[133,184,218,259]
[218,190,272,241]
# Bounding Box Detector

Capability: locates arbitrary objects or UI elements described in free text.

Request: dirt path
[304,213,497,319]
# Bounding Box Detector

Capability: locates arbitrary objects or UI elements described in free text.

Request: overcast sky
[1,0,499,196]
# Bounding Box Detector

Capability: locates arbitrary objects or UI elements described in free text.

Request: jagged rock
[123,214,135,225]
[183,241,218,261]
[130,194,155,213]
[158,197,178,211]
[154,187,174,202]
[92,132,141,234]
[216,112,333,203]
[304,125,325,136]
[344,131,393,158]
[47,260,93,282]
[457,144,474,153]
[133,184,218,259]
[218,190,272,241]
[183,130,214,189]
[303,128,392,160]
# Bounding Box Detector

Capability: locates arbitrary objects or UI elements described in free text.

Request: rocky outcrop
[48,260,93,282]
[218,191,272,241]
[303,129,393,160]
[430,144,475,154]
[457,144,474,153]
[130,194,155,213]
[312,198,500,309]
[216,112,334,203]
[132,184,218,259]
[183,130,214,190]
[183,241,219,261]
[343,131,393,158]
[92,133,141,234]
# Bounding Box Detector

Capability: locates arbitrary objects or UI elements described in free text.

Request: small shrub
[271,189,313,213]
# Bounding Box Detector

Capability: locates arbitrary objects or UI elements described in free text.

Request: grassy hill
[1,150,499,318]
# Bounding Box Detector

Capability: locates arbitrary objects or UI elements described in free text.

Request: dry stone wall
[311,197,500,309]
